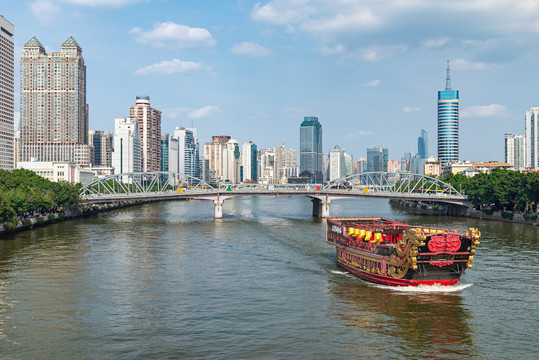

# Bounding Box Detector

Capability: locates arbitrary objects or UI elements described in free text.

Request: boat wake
[330,270,349,275]
[385,283,473,293]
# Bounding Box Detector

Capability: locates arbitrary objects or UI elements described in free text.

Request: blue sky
[4,0,539,162]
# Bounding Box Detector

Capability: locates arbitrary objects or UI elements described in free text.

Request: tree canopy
[443,169,539,212]
[0,169,81,223]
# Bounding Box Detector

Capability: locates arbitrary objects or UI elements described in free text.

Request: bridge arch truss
[324,172,461,196]
[79,172,212,196]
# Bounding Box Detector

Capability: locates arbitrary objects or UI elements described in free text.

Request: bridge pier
[213,197,224,219]
[312,196,331,218]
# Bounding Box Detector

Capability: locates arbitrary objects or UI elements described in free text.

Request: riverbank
[390,199,539,226]
[0,200,151,237]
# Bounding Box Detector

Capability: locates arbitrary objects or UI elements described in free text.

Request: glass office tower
[300,116,323,180]
[437,62,459,171]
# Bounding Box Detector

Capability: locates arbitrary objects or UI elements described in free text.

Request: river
[0,197,537,359]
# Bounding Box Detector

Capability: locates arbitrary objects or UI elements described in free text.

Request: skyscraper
[525,108,538,169]
[418,129,428,159]
[242,141,258,182]
[112,117,141,177]
[92,130,113,167]
[130,96,161,172]
[367,147,384,172]
[204,135,230,183]
[0,16,14,170]
[329,145,345,181]
[437,61,459,171]
[19,36,91,165]
[505,133,526,171]
[300,116,323,180]
[174,126,200,181]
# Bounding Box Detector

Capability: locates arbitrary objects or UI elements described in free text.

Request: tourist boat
[326,217,480,286]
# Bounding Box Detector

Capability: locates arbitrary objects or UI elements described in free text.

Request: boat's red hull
[327,217,480,287]
[337,260,460,287]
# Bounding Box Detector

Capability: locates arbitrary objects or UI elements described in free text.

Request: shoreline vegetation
[1,168,539,236]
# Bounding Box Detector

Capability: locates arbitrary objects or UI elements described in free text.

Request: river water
[0,197,537,359]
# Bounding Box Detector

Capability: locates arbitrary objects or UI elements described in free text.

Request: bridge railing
[79,172,213,196]
[324,172,461,196]
[217,183,323,192]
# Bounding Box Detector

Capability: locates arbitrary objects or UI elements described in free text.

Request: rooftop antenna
[445,59,451,91]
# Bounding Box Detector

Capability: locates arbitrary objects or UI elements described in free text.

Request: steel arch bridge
[79,172,212,196]
[323,172,461,195]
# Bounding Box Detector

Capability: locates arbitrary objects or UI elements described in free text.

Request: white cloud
[359,130,373,136]
[134,59,203,75]
[59,0,139,6]
[403,106,420,113]
[313,44,346,56]
[230,42,271,57]
[162,107,190,119]
[421,38,448,48]
[250,1,539,62]
[188,106,222,119]
[359,44,407,62]
[30,0,61,24]
[365,79,380,87]
[451,59,490,70]
[461,104,507,118]
[130,22,216,49]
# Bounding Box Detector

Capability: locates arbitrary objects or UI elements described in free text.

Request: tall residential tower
[0,16,14,170]
[19,36,90,165]
[130,96,161,172]
[437,61,459,171]
[525,108,538,169]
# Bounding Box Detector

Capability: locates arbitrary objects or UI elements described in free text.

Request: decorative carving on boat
[388,228,426,279]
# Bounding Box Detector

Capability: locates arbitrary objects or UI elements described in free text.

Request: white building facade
[525,108,538,169]
[112,117,141,179]
[0,16,14,170]
[505,133,526,171]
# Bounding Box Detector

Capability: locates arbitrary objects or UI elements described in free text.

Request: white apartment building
[112,117,141,181]
[525,108,538,170]
[329,145,345,181]
[0,16,14,170]
[18,161,94,185]
[505,133,526,171]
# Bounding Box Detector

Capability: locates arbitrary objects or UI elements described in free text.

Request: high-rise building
[344,153,353,176]
[174,126,200,182]
[242,141,258,183]
[505,133,526,171]
[285,149,297,167]
[437,61,459,171]
[300,116,323,180]
[112,117,141,177]
[525,108,538,169]
[130,96,161,172]
[0,16,14,170]
[418,129,428,159]
[161,133,178,174]
[329,145,345,181]
[258,149,275,184]
[367,147,384,172]
[92,130,113,167]
[356,157,367,173]
[224,139,241,183]
[204,135,230,183]
[19,36,91,166]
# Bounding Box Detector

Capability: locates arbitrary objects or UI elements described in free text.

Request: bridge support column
[312,196,331,218]
[213,197,224,219]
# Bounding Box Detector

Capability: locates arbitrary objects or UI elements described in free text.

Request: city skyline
[4,1,539,162]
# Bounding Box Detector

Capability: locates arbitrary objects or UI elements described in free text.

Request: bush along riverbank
[0,200,151,236]
[389,199,447,216]
[390,199,539,226]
